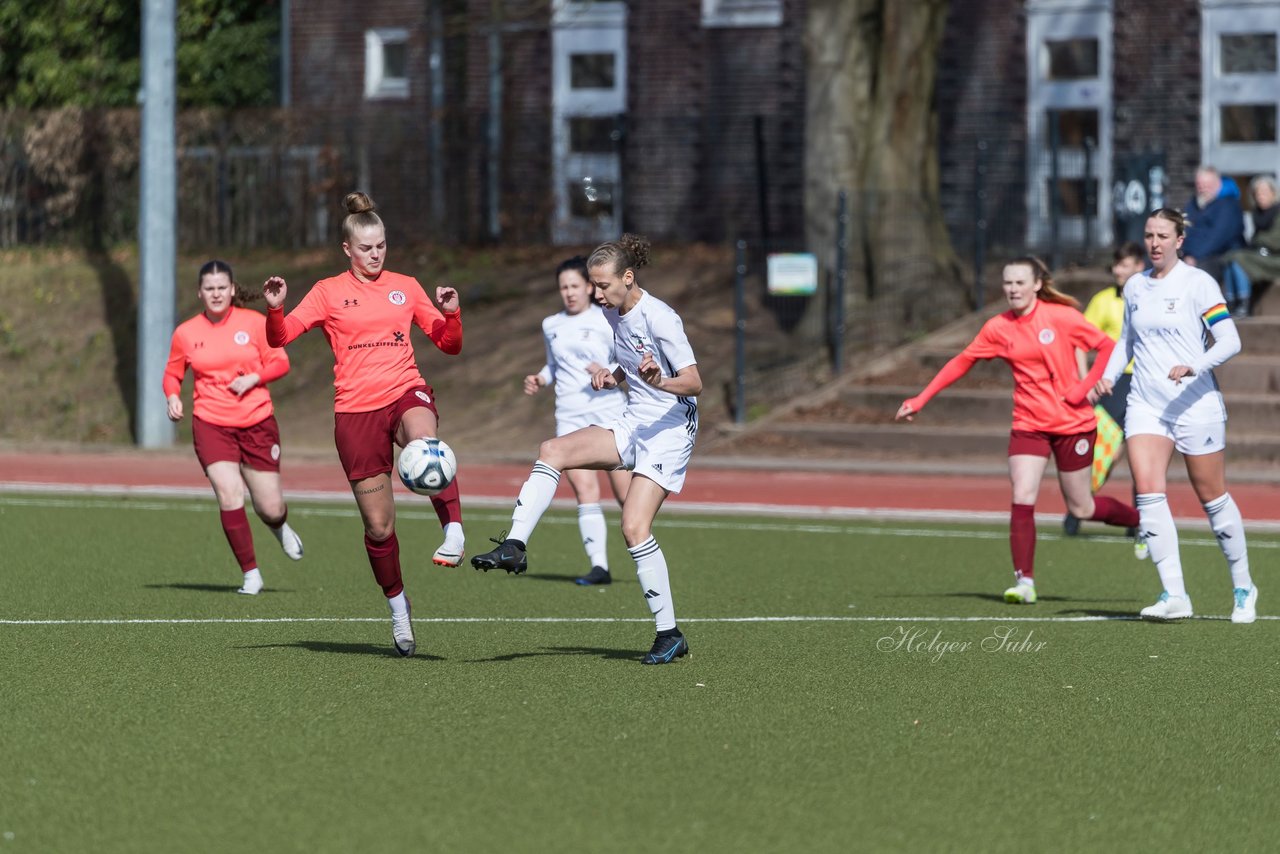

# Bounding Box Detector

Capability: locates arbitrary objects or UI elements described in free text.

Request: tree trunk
[805,0,967,351]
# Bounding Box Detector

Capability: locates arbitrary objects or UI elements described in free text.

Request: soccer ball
[397,438,458,496]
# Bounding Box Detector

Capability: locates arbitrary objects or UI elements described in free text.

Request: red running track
[2,448,1279,525]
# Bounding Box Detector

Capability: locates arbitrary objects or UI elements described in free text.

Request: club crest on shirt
[1038,328,1055,345]
[628,333,649,353]
[233,331,250,346]
[1075,438,1089,456]
[388,290,407,306]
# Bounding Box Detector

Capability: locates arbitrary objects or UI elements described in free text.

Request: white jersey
[536,305,627,421]
[605,290,699,437]
[1103,261,1230,425]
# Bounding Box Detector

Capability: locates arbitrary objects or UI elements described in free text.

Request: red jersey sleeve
[1062,311,1115,405]
[253,314,290,384]
[163,330,189,397]
[410,282,463,355]
[268,280,329,347]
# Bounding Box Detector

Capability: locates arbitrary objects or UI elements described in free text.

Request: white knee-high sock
[577,503,608,569]
[1137,493,1186,598]
[629,536,675,631]
[1204,493,1252,590]
[508,461,560,544]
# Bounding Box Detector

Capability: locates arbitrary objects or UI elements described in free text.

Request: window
[365,29,410,100]
[1201,4,1280,177]
[1044,38,1099,80]
[1220,104,1278,142]
[570,53,616,89]
[568,116,619,153]
[1221,33,1277,74]
[1047,109,1100,148]
[701,0,782,28]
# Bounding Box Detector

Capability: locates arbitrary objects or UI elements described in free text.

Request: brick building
[284,0,1280,250]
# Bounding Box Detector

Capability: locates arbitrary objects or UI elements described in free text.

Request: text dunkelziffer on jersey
[271,270,462,413]
[604,290,698,437]
[164,306,289,427]
[536,304,626,421]
[959,300,1112,434]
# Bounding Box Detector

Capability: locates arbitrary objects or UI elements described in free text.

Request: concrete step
[1237,316,1280,354]
[832,385,1280,432]
[749,422,1280,466]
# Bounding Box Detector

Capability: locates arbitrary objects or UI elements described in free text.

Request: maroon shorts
[192,414,282,472]
[1008,429,1096,472]
[334,385,440,481]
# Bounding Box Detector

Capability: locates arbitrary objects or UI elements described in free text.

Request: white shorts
[603,417,694,493]
[1125,409,1226,456]
[555,404,626,438]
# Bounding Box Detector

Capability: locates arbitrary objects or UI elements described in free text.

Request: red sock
[1010,503,1036,579]
[430,478,463,527]
[220,507,257,572]
[364,532,403,598]
[1089,496,1140,529]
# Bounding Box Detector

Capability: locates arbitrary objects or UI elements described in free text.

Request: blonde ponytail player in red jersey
[262,192,463,657]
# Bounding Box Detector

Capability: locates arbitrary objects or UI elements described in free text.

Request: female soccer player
[473,234,701,664]
[895,256,1140,604]
[1096,208,1254,623]
[262,192,464,656]
[163,260,304,595]
[523,256,630,586]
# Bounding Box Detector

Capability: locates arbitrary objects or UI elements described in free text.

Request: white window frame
[1200,1,1280,179]
[1025,1,1113,248]
[551,2,627,245]
[701,0,782,29]
[364,28,410,101]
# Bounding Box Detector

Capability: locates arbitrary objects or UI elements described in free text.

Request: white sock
[577,503,608,569]
[387,591,409,617]
[1203,493,1252,590]
[1137,493,1186,598]
[629,536,675,631]
[508,461,560,544]
[237,567,263,595]
[441,521,464,549]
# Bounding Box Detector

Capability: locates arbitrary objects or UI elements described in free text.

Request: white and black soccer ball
[397,438,458,496]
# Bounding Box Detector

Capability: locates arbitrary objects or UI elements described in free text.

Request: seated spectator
[1183,165,1245,284]
[1222,175,1280,317]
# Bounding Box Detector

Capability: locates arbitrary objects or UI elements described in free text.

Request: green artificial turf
[1,493,1277,852]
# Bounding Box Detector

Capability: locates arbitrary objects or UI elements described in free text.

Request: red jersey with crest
[267,270,462,413]
[909,300,1113,434]
[163,306,289,428]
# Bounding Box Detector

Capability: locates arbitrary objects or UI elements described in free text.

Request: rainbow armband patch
[1201,303,1230,327]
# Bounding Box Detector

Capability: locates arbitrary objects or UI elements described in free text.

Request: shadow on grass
[240,641,445,661]
[909,592,1136,604]
[1055,608,1142,619]
[87,247,138,441]
[469,645,638,664]
[521,573,596,585]
[144,583,296,593]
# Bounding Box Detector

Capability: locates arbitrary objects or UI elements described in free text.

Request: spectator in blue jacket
[1183,166,1245,283]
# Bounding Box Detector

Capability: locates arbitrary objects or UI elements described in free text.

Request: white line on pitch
[0,614,1274,626]
[1,492,1275,549]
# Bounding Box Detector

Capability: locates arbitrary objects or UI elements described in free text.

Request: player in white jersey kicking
[1095,207,1256,623]
[474,234,702,664]
[523,256,631,585]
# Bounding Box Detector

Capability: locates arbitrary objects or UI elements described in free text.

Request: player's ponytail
[342,191,384,242]
[588,233,651,276]
[1008,255,1079,309]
